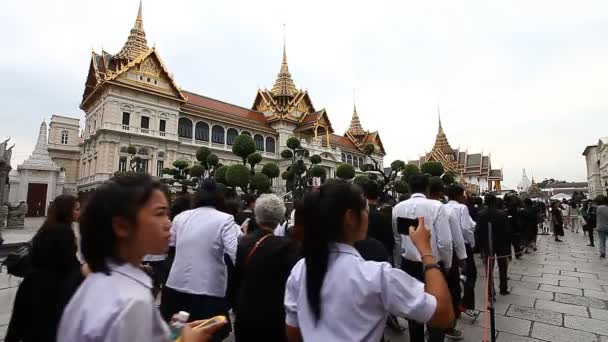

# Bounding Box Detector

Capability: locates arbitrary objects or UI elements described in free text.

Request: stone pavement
[1,227,608,341]
[1,217,44,246]
[384,228,608,341]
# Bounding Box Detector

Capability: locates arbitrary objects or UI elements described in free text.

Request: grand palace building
[75,2,385,192]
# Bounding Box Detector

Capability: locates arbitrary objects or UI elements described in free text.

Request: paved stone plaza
[2,227,608,341]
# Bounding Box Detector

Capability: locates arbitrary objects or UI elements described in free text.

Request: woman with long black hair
[284,180,454,341]
[6,194,82,342]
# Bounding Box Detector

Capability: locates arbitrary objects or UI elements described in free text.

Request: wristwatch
[423,263,441,273]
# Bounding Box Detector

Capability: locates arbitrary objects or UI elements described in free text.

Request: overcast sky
[2,0,607,188]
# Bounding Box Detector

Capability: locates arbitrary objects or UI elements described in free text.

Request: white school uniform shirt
[443,201,468,261]
[57,261,170,342]
[166,206,240,297]
[284,243,436,342]
[445,200,477,248]
[274,222,287,237]
[392,193,453,268]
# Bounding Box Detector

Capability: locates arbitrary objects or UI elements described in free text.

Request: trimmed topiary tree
[336,163,356,180]
[232,134,256,165]
[215,165,228,184]
[421,161,444,177]
[247,152,263,174]
[402,164,420,183]
[226,164,250,191]
[250,173,271,194]
[310,165,327,178]
[261,163,280,179]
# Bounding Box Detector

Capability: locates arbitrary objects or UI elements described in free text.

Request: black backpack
[1,241,33,277]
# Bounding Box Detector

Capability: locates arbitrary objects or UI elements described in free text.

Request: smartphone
[194,315,227,330]
[397,217,419,235]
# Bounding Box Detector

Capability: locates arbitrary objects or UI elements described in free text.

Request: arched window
[195,122,209,141]
[353,155,359,168]
[241,131,251,136]
[347,155,352,165]
[227,128,239,145]
[359,157,364,167]
[341,153,346,162]
[178,118,192,138]
[61,130,69,144]
[254,134,264,151]
[265,137,276,153]
[211,125,225,144]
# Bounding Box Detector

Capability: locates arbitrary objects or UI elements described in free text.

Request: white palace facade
[77,2,385,193]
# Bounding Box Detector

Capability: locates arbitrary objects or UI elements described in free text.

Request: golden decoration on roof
[271,43,297,97]
[115,1,149,62]
[347,104,366,136]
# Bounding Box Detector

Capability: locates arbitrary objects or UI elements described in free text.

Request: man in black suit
[477,194,510,295]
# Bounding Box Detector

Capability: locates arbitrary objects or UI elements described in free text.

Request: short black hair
[170,195,191,220]
[193,178,225,209]
[408,174,430,194]
[80,174,164,274]
[362,180,380,200]
[484,194,497,207]
[446,184,465,200]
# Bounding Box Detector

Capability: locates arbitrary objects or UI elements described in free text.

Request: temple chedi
[408,113,503,193]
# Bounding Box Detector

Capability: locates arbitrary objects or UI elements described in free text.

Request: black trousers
[511,232,522,258]
[401,259,445,342]
[483,252,508,294]
[589,227,595,245]
[461,244,477,310]
[447,253,461,319]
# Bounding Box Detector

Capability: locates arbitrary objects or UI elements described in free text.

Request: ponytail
[302,180,366,322]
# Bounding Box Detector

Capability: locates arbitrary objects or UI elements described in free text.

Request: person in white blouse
[160,179,240,339]
[392,174,453,342]
[57,174,226,342]
[284,180,454,342]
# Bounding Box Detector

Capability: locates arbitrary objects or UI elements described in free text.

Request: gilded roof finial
[271,25,297,97]
[115,0,148,61]
[347,98,365,136]
[432,105,453,155]
[438,103,443,134]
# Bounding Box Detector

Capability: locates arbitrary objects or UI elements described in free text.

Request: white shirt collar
[109,261,152,289]
[330,242,362,258]
[411,193,427,199]
[447,200,459,205]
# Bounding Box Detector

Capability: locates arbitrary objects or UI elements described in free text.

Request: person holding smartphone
[284,180,454,342]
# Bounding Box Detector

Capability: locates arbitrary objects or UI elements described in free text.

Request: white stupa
[9,121,65,216]
[516,168,531,193]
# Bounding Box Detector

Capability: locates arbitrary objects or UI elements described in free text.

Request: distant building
[9,121,64,216]
[599,138,608,196]
[0,138,14,203]
[582,144,603,198]
[517,169,531,193]
[408,115,503,193]
[540,182,588,198]
[47,115,82,195]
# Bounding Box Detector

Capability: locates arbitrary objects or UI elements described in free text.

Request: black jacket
[233,230,300,342]
[476,208,510,255]
[367,204,395,258]
[5,223,82,342]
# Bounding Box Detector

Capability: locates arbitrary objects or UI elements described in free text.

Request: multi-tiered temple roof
[408,113,502,190]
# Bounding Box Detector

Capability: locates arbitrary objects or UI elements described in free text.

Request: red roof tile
[330,134,360,151]
[184,91,268,124]
[300,112,319,124]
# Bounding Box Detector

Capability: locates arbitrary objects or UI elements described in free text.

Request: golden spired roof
[347,104,366,136]
[433,108,454,155]
[270,43,297,97]
[115,1,148,61]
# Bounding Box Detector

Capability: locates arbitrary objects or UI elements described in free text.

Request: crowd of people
[5,171,608,342]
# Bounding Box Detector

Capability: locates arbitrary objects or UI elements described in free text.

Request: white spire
[18,121,60,171]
